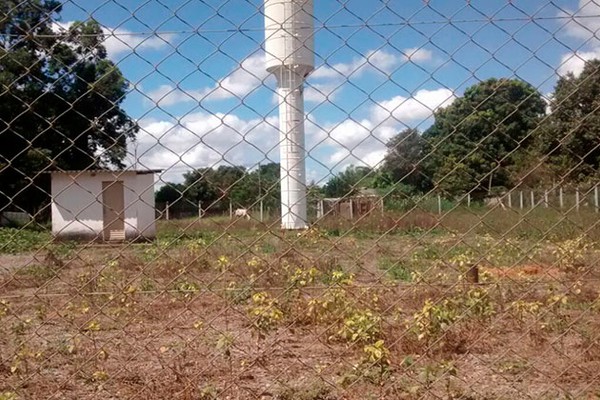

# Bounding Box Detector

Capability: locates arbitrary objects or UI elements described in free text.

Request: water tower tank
[264,0,314,74]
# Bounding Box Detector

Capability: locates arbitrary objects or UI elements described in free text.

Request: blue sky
[56,0,600,184]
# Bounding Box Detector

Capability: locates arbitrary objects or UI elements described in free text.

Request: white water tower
[264,0,314,230]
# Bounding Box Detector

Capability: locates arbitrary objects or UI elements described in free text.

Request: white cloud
[371,88,456,125]
[102,28,175,58]
[146,48,434,107]
[304,82,340,103]
[557,49,600,76]
[404,47,434,63]
[131,84,454,183]
[52,22,174,59]
[559,0,600,41]
[129,113,279,183]
[311,48,433,81]
[146,53,269,106]
[557,1,600,77]
[143,84,207,107]
[314,88,454,170]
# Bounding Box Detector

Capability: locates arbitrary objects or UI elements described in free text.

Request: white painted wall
[51,171,157,241]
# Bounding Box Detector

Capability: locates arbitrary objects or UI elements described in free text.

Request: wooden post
[165,202,170,221]
[595,186,599,213]
[466,264,479,284]
[520,191,524,210]
[317,200,323,219]
[576,189,580,212]
[559,187,564,209]
[198,201,202,219]
[438,194,442,215]
[467,193,471,208]
[530,191,535,210]
[349,199,354,219]
[260,200,264,222]
[544,191,549,208]
[508,191,512,208]
[229,201,233,219]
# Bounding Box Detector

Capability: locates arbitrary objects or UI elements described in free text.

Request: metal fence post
[530,191,535,210]
[560,187,564,209]
[520,191,524,210]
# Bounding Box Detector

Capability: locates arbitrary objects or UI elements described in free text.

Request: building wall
[130,173,156,239]
[51,171,156,241]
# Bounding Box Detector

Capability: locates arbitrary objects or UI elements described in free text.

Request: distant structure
[264,0,314,230]
[50,170,159,241]
[317,189,384,220]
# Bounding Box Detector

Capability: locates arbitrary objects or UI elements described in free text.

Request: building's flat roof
[45,169,162,175]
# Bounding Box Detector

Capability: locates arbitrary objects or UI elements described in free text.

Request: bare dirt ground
[1,219,599,399]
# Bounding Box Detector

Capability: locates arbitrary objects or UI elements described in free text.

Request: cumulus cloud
[129,112,279,182]
[146,47,434,107]
[146,52,269,106]
[102,28,175,58]
[52,22,175,59]
[129,85,455,182]
[316,88,455,169]
[311,48,433,81]
[559,0,600,41]
[371,88,456,126]
[557,1,600,76]
[558,49,600,76]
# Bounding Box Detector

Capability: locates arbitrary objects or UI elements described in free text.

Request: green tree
[182,166,245,213]
[542,60,600,182]
[381,128,427,190]
[422,78,545,198]
[0,2,137,214]
[172,163,281,215]
[323,165,374,198]
[155,183,186,205]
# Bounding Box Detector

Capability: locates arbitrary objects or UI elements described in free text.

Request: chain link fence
[1,0,600,398]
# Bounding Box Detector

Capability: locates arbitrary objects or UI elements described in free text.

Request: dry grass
[0,209,599,399]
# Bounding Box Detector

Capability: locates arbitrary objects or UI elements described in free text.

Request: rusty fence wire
[1,1,600,399]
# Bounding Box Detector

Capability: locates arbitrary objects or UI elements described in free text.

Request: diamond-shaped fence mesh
[1,0,600,398]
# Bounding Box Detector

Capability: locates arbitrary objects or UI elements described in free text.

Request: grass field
[0,207,599,399]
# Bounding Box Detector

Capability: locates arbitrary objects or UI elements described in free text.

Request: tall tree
[0,2,137,214]
[422,78,545,197]
[542,60,600,183]
[381,128,427,190]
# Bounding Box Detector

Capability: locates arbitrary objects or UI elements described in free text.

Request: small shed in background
[316,189,383,219]
[50,170,160,241]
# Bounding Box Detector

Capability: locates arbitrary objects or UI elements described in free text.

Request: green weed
[0,228,50,254]
[378,257,412,281]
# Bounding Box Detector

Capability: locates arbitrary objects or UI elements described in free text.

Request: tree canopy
[0,1,137,213]
[380,128,427,190]
[158,163,283,214]
[542,60,600,183]
[421,78,545,197]
[323,165,375,198]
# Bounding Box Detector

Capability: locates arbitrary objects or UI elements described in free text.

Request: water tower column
[275,67,309,230]
[264,0,314,230]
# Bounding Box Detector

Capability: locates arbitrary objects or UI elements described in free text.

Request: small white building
[50,170,160,242]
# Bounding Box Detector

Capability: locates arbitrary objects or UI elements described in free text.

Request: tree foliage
[323,165,375,198]
[159,163,283,214]
[0,1,137,213]
[380,128,427,190]
[422,78,545,197]
[542,60,600,182]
